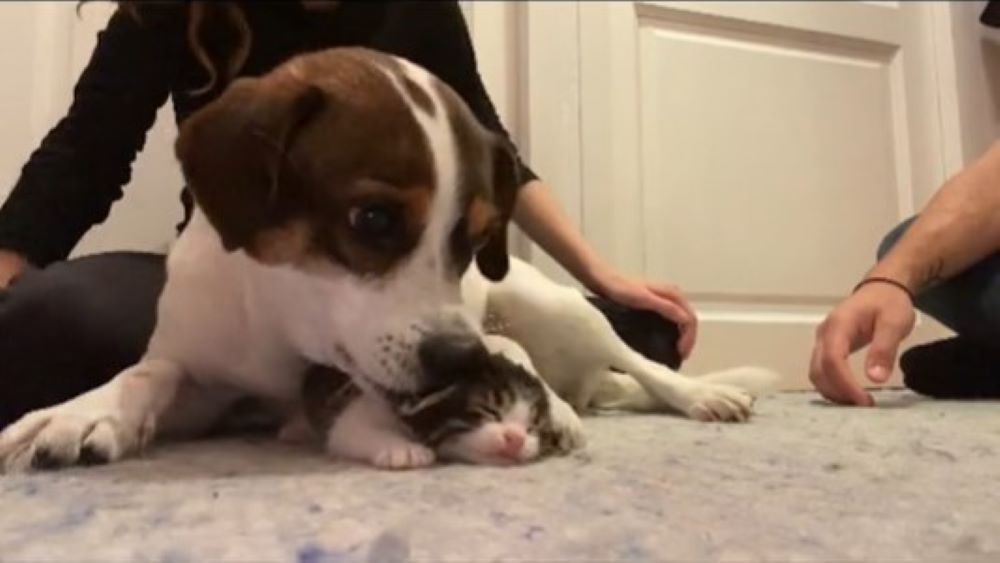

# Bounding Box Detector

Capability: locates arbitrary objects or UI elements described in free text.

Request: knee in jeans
[0,268,92,335]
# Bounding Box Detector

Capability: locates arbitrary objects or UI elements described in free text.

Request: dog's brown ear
[475,139,520,281]
[175,75,325,260]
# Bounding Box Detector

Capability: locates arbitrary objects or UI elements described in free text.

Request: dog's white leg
[486,258,775,422]
[590,367,781,414]
[324,395,435,470]
[605,347,757,422]
[543,389,587,453]
[585,370,658,412]
[577,314,769,422]
[0,359,187,472]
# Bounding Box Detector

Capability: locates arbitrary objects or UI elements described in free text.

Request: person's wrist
[853,276,915,303]
[579,259,615,295]
[867,253,930,292]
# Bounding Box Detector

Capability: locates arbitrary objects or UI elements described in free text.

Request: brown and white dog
[0,48,776,472]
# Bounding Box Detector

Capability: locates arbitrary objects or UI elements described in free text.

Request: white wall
[0,4,45,203]
[0,2,182,258]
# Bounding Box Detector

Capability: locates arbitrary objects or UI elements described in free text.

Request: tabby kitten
[300,337,565,468]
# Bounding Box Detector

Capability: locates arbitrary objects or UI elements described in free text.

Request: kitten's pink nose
[499,428,525,458]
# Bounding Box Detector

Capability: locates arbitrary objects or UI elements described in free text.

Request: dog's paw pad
[30,448,67,471]
[686,383,754,423]
[1,408,132,472]
[78,444,111,466]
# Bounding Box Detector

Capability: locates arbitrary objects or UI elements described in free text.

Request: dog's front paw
[0,404,148,473]
[683,382,755,423]
[543,395,587,455]
[372,442,436,470]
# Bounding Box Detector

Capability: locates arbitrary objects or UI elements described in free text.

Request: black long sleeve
[377,2,538,185]
[0,10,176,266]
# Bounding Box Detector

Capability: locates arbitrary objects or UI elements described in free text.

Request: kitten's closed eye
[434,398,545,465]
[475,405,503,421]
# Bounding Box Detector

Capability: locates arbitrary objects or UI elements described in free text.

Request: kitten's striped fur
[301,349,566,465]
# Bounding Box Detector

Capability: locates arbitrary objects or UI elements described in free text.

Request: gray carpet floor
[1,390,999,562]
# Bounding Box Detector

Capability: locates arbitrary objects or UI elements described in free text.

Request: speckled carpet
[1,390,998,562]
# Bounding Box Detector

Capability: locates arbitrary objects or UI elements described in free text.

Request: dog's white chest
[146,214,307,401]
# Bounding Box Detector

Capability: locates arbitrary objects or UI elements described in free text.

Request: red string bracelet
[852,277,915,303]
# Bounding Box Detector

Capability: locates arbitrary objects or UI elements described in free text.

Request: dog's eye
[348,204,401,239]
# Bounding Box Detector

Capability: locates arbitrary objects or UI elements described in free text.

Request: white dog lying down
[466,258,780,419]
[0,47,778,472]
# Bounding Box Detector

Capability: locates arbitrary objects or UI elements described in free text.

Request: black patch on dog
[587,297,683,370]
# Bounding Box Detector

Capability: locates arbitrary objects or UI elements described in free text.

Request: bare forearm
[871,141,1000,290]
[512,180,607,290]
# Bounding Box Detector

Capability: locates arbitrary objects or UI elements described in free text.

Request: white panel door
[532,1,950,388]
[0,2,73,203]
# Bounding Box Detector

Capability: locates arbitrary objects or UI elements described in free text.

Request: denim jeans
[877,217,1000,347]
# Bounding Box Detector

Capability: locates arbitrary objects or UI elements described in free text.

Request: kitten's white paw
[0,403,148,472]
[544,395,586,454]
[683,382,755,423]
[372,443,436,470]
[277,413,315,444]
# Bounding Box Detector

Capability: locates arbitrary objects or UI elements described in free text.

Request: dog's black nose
[418,331,490,383]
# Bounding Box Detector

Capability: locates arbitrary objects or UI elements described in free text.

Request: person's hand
[0,250,27,290]
[591,270,698,360]
[809,281,916,406]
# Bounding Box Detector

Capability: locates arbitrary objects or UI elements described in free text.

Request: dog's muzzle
[415,313,490,388]
[418,331,490,383]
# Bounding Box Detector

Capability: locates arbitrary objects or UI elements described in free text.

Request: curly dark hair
[78,1,339,93]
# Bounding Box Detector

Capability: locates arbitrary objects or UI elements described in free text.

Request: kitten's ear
[397,385,458,417]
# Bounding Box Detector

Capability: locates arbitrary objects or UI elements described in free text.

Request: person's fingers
[645,295,692,329]
[815,322,874,406]
[634,292,699,358]
[808,342,831,396]
[864,316,906,383]
[648,283,695,316]
[647,282,682,296]
[809,339,848,404]
[0,250,27,290]
[677,322,696,360]
[651,296,696,353]
[646,283,699,359]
